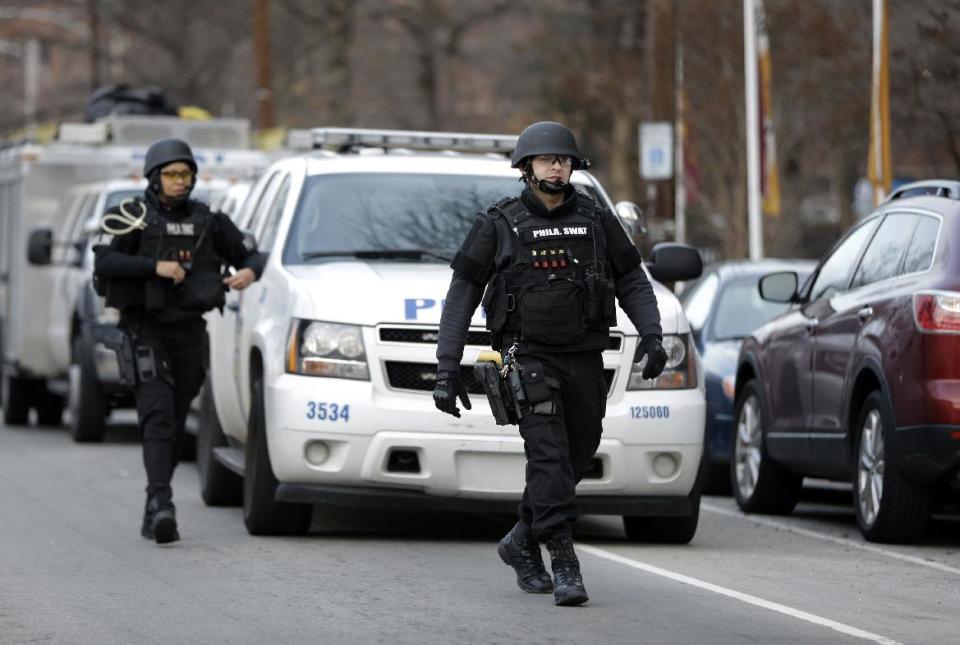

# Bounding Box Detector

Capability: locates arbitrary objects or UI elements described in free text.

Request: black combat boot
[497,522,553,594]
[545,532,588,606]
[141,490,179,544]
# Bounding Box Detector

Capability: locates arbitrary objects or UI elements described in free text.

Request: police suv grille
[378,327,622,351]
[379,327,492,346]
[385,362,485,394]
[383,361,616,396]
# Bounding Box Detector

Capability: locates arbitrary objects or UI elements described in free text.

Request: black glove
[433,371,472,418]
[634,334,668,380]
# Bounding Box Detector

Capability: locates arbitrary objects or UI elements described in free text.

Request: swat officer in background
[433,122,667,606]
[94,138,263,545]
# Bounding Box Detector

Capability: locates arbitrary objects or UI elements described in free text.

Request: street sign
[640,122,674,180]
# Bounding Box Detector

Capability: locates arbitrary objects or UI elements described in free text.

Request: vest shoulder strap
[574,192,599,219]
[488,196,533,227]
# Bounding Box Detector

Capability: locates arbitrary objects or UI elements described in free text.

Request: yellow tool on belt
[476,350,503,368]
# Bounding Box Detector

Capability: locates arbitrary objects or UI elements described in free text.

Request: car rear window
[283,173,522,264]
[901,215,939,274]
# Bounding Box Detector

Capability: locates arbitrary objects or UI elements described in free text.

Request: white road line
[578,544,903,645]
[702,502,960,576]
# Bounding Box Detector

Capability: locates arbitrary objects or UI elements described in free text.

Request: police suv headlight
[626,334,697,390]
[286,320,369,380]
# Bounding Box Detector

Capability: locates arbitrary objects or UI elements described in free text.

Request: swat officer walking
[433,122,667,606]
[94,138,262,545]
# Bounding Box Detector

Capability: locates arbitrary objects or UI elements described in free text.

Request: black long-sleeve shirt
[93,192,265,315]
[94,197,263,280]
[436,187,661,373]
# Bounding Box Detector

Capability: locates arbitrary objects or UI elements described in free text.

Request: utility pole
[24,38,39,133]
[644,0,676,233]
[88,0,101,89]
[253,0,275,130]
[743,0,763,260]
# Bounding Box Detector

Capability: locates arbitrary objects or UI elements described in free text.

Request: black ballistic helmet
[510,121,590,170]
[143,138,198,178]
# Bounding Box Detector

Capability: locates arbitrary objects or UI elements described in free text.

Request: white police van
[199,128,706,542]
[1,115,265,426]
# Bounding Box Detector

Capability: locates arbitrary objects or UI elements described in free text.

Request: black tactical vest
[482,193,616,350]
[133,198,226,320]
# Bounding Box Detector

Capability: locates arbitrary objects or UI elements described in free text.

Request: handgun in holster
[93,325,137,386]
[473,352,517,426]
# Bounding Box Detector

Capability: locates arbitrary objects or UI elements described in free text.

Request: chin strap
[100,198,148,235]
[528,170,568,195]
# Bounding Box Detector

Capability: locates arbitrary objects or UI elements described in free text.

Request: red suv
[733,180,960,544]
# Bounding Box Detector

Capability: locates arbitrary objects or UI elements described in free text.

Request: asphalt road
[1,416,958,645]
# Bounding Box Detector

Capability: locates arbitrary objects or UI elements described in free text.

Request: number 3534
[305,402,351,422]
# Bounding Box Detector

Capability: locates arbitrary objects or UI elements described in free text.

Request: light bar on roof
[57,122,109,144]
[310,127,517,154]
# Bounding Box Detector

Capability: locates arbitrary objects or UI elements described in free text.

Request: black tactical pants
[124,313,208,500]
[517,349,607,540]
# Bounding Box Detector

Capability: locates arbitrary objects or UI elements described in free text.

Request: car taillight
[913,291,960,334]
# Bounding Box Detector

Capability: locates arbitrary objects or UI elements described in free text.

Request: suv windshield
[283,173,521,265]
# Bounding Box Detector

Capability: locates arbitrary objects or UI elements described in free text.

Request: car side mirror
[758,271,799,303]
[27,228,53,266]
[646,243,703,283]
[614,201,646,237]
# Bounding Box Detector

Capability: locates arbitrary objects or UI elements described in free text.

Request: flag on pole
[868,0,892,205]
[756,0,781,217]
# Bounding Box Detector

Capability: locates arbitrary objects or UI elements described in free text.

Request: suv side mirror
[646,243,703,283]
[758,271,799,303]
[614,201,646,237]
[27,228,53,266]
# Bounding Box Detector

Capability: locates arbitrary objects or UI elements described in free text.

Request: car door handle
[226,301,240,312]
[805,318,819,332]
[857,306,873,322]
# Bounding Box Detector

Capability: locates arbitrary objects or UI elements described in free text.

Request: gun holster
[93,325,137,386]
[473,360,517,426]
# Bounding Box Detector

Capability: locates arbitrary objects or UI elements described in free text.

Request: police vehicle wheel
[853,391,930,544]
[69,337,107,443]
[730,380,802,515]
[623,490,700,544]
[197,379,242,506]
[623,510,699,544]
[703,462,732,496]
[2,371,31,425]
[623,453,703,544]
[243,371,312,535]
[34,382,64,426]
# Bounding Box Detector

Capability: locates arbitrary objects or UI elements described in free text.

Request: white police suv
[198,128,706,542]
